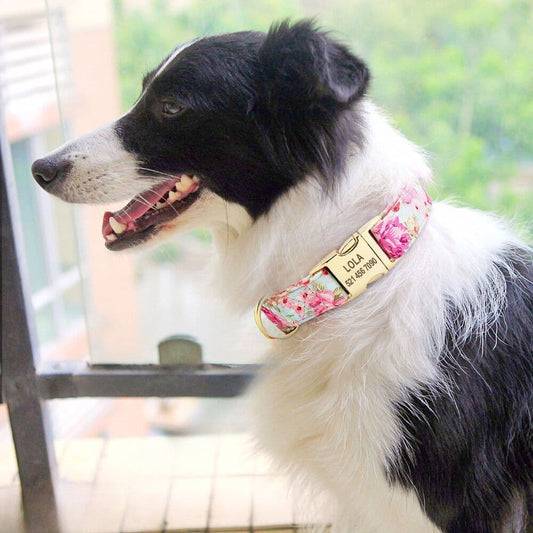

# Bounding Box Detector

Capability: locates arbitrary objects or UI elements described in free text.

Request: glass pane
[51,200,79,273]
[10,139,50,293]
[45,128,64,152]
[2,9,88,356]
[42,125,81,273]
[38,0,531,368]
[35,303,57,345]
[62,283,85,327]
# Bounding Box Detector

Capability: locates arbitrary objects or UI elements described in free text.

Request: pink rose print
[306,290,345,316]
[280,296,305,317]
[333,295,348,307]
[372,216,411,259]
[261,306,290,330]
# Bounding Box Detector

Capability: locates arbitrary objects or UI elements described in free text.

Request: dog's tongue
[102,180,177,237]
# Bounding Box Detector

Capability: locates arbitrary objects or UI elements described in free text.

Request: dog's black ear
[257,20,370,107]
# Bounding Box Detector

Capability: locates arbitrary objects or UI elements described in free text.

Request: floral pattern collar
[255,182,432,339]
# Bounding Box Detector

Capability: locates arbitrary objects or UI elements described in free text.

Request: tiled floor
[0,433,328,532]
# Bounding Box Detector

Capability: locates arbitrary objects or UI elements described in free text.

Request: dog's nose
[31,156,71,187]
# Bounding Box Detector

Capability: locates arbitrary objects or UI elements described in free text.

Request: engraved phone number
[344,257,378,287]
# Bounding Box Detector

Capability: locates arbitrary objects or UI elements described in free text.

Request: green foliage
[113,0,301,108]
[113,0,532,237]
[316,0,532,233]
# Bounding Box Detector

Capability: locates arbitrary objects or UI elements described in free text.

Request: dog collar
[255,182,432,339]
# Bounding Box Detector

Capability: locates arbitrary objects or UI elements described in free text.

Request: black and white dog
[32,21,532,532]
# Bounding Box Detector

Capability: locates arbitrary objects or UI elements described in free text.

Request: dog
[32,21,532,532]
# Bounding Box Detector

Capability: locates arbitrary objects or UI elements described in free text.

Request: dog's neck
[208,101,432,313]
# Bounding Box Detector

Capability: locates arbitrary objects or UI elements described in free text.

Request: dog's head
[32,21,369,251]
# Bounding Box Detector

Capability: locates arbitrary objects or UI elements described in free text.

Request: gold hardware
[254,299,299,340]
[310,216,396,301]
[255,216,396,339]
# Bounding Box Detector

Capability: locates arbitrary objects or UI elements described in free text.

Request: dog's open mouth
[102,174,201,250]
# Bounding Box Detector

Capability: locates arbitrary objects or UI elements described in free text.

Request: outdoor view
[114,0,532,231]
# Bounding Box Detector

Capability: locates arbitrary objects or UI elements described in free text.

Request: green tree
[113,0,301,108]
[316,0,532,234]
[113,0,532,237]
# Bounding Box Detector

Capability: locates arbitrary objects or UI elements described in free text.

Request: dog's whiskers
[104,161,186,182]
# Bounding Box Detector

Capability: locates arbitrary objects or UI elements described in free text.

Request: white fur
[203,101,520,532]
[154,38,201,80]
[45,122,150,204]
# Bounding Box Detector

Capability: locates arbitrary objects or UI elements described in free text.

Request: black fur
[390,251,533,532]
[115,20,369,218]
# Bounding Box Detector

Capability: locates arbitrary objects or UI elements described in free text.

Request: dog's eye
[161,101,186,117]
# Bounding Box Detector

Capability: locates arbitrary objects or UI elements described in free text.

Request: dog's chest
[251,337,401,475]
[249,335,439,532]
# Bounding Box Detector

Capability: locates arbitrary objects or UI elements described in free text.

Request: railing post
[1,110,60,533]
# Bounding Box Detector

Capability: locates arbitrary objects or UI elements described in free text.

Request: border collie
[32,21,532,532]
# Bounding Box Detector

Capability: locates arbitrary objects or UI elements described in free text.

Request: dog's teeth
[176,175,192,191]
[109,216,127,234]
[191,175,200,184]
[168,190,180,202]
[155,200,166,209]
[106,233,118,242]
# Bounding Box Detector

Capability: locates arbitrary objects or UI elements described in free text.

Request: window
[2,9,85,354]
[10,130,85,350]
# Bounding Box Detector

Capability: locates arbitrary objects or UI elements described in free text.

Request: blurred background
[1,0,531,439]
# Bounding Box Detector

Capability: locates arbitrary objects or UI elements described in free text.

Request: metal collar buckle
[309,216,396,301]
[255,216,396,340]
